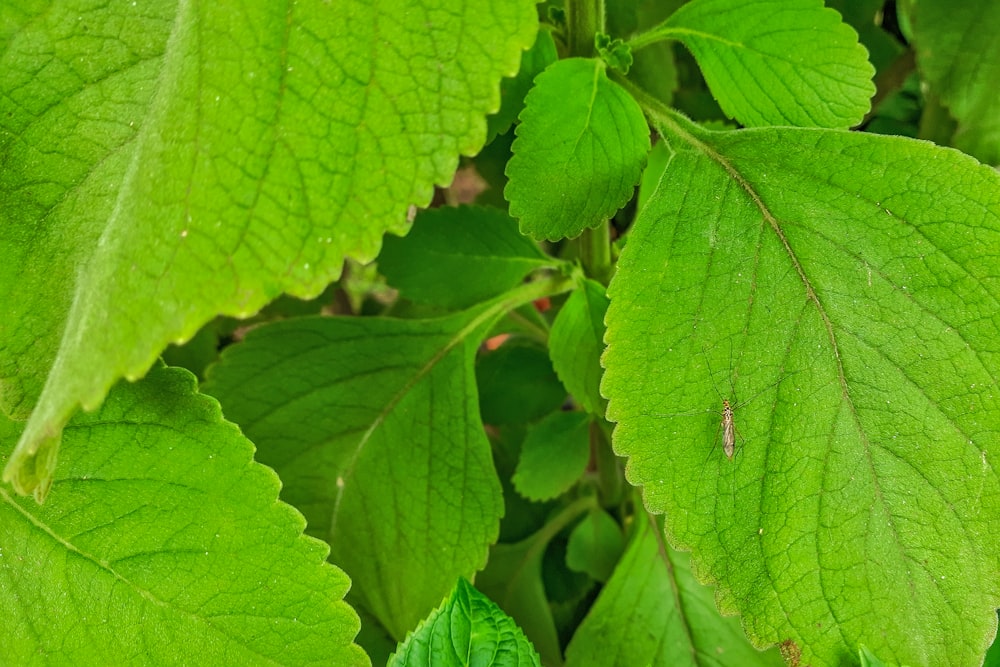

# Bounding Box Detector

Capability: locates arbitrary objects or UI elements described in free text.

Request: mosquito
[704,346,798,461]
[653,344,798,462]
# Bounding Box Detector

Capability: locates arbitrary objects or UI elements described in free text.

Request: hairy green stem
[566,0,604,57]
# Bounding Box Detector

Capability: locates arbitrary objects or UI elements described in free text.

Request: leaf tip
[3,430,61,503]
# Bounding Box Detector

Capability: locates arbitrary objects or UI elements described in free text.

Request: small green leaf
[203,304,508,640]
[603,122,1000,665]
[512,411,591,501]
[565,508,625,582]
[549,278,610,415]
[1,0,539,499]
[388,579,541,667]
[505,58,650,240]
[0,364,367,666]
[564,515,784,666]
[642,0,875,128]
[909,2,1000,164]
[606,1,681,106]
[379,206,552,309]
[595,33,633,74]
[477,342,567,425]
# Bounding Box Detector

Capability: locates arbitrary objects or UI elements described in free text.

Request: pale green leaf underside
[0,364,367,666]
[564,515,784,667]
[652,0,875,128]
[910,1,1000,165]
[603,125,1000,666]
[202,305,506,640]
[0,0,538,498]
[388,578,541,667]
[505,58,650,240]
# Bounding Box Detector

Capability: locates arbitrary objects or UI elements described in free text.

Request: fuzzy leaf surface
[602,123,1000,666]
[387,578,540,667]
[0,0,538,498]
[202,305,506,639]
[647,0,874,128]
[505,58,650,240]
[0,365,367,666]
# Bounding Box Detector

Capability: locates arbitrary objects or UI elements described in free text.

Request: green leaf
[606,0,681,107]
[0,0,539,499]
[388,578,541,667]
[986,618,1000,667]
[595,34,634,74]
[565,508,625,583]
[637,139,673,213]
[564,515,784,667]
[641,0,875,128]
[549,278,610,415]
[202,303,510,640]
[908,1,1000,165]
[487,30,559,144]
[505,58,650,240]
[512,411,591,501]
[0,364,367,666]
[379,206,552,309]
[478,497,595,666]
[859,644,894,667]
[477,342,567,426]
[603,122,1000,665]
[825,0,904,74]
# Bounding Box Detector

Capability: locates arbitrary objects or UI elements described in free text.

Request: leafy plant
[2,1,999,666]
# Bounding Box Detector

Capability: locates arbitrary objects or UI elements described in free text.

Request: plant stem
[500,270,577,316]
[580,225,613,285]
[592,419,623,505]
[566,0,604,58]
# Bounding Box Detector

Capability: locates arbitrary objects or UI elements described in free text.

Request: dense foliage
[3,1,999,665]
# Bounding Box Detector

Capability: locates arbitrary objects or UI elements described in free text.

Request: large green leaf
[602,121,1000,666]
[387,578,541,667]
[0,0,539,499]
[636,0,875,128]
[907,1,1000,165]
[0,364,366,665]
[564,514,783,666]
[201,288,573,640]
[505,58,650,240]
